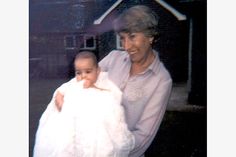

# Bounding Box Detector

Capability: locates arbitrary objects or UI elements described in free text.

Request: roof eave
[154,0,187,21]
[93,0,123,25]
[93,0,187,25]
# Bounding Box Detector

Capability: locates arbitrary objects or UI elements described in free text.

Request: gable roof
[93,0,187,25]
[93,0,123,25]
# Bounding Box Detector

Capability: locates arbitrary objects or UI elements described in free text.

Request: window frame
[116,34,124,50]
[64,35,77,49]
[80,34,96,50]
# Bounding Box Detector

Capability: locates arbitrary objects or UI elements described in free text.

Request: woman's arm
[55,91,64,111]
[54,78,75,111]
[129,77,172,157]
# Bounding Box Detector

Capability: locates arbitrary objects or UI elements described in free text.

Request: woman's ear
[149,37,154,44]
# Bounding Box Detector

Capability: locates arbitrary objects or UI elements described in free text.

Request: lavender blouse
[99,50,172,157]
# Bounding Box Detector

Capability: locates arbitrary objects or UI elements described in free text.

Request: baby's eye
[85,70,92,74]
[75,71,81,75]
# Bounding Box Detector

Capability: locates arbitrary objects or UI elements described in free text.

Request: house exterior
[93,0,189,82]
[30,0,206,105]
[30,0,188,79]
[30,0,105,78]
[159,0,206,105]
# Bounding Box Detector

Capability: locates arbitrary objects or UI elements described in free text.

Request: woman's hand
[55,91,64,112]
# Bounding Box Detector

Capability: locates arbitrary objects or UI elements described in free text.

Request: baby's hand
[55,91,64,111]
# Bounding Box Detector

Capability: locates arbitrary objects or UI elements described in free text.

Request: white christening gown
[33,72,135,157]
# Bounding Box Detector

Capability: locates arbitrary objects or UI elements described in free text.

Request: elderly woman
[99,5,172,157]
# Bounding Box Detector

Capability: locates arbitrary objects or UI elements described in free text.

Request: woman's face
[119,32,153,64]
[74,58,100,88]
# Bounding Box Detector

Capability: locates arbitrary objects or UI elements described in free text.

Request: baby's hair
[74,51,98,67]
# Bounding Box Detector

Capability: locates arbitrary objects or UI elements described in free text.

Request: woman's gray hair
[113,5,159,38]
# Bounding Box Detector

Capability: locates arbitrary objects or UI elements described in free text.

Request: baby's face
[74,58,100,88]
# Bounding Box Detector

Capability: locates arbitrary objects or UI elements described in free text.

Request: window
[116,34,124,50]
[76,35,84,48]
[64,35,76,49]
[64,34,96,50]
[80,35,96,50]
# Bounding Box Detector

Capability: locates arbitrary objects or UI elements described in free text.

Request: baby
[33,51,135,157]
